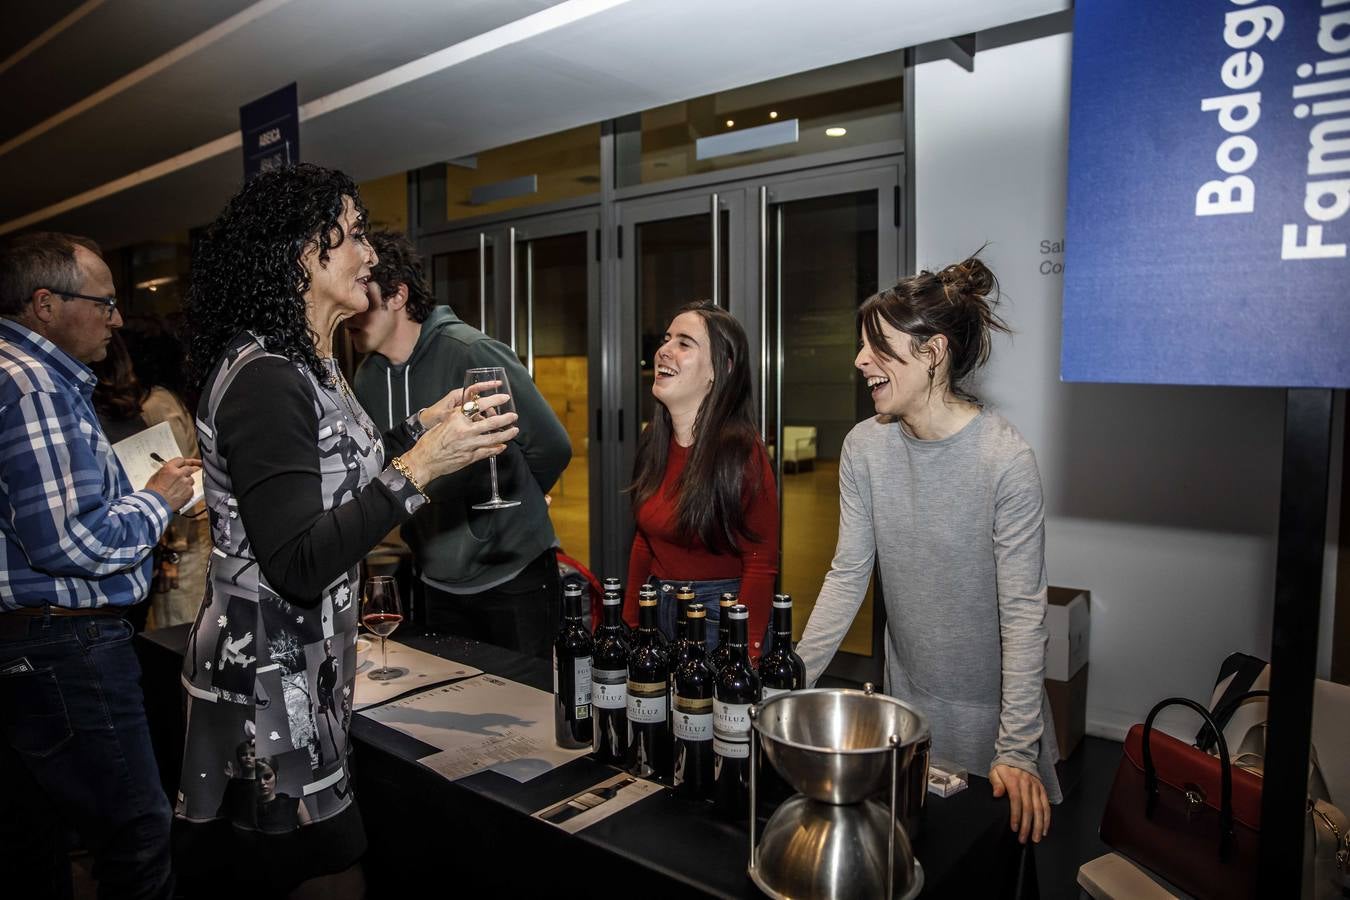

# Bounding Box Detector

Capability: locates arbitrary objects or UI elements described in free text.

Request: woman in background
[624,300,778,657]
[796,257,1058,846]
[92,332,207,629]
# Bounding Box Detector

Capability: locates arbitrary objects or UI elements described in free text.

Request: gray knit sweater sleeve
[798,430,874,687]
[990,448,1050,774]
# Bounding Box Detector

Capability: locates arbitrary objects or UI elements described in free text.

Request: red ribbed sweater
[624,438,779,655]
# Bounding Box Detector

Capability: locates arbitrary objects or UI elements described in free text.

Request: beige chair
[1077,853,1183,899]
[781,425,818,473]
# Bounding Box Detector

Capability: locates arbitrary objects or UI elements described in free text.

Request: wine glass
[464,366,521,510]
[362,575,404,681]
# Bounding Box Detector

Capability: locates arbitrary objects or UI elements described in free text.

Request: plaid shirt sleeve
[1,388,171,578]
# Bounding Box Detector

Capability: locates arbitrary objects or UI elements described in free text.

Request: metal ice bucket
[748,686,931,899]
[754,686,931,804]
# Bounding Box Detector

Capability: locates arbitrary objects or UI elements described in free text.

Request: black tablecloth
[137,626,1038,898]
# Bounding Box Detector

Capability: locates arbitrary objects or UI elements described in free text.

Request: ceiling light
[725,119,735,128]
[135,275,177,291]
[825,127,847,137]
[769,111,779,119]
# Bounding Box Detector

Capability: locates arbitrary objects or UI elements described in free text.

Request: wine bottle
[669,585,698,700]
[707,591,739,674]
[673,603,715,801]
[591,588,630,764]
[605,576,632,639]
[758,594,806,701]
[713,604,760,818]
[554,583,594,749]
[756,593,804,805]
[627,589,671,780]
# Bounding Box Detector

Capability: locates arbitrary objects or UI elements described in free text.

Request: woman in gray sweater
[797,256,1058,846]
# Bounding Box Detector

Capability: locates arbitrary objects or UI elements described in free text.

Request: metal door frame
[754,162,902,685]
[420,209,604,572]
[609,188,748,573]
[420,229,495,335]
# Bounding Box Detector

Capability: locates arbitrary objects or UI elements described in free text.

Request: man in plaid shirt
[0,232,200,899]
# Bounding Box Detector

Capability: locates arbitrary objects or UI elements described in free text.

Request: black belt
[0,605,127,639]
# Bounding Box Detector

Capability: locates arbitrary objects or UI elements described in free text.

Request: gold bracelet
[390,455,427,497]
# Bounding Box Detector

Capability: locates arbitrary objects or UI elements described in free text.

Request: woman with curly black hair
[175,163,517,898]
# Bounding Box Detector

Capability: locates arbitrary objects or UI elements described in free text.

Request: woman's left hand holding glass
[399,392,516,487]
[419,379,502,430]
[989,763,1050,844]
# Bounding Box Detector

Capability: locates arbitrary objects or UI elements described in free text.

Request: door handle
[710,192,721,308]
[478,233,488,336]
[508,226,518,354]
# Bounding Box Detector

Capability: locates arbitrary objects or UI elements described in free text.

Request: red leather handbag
[1100,697,1264,900]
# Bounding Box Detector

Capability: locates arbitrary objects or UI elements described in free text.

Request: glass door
[506,212,601,569]
[421,211,602,572]
[612,189,746,558]
[760,166,901,684]
[423,231,494,335]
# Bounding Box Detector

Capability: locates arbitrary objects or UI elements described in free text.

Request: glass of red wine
[362,575,404,682]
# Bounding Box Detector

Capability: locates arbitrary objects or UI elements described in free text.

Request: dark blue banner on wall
[239,83,299,179]
[1062,2,1349,387]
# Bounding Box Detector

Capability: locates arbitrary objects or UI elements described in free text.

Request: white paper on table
[352,640,481,710]
[358,674,589,782]
[532,773,663,834]
[112,421,204,513]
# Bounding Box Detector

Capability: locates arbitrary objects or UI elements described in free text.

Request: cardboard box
[1046,662,1088,760]
[1046,587,1089,682]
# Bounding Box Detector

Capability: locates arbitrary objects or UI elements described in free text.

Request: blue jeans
[648,576,742,652]
[0,612,173,900]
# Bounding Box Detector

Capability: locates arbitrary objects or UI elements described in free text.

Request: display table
[137,626,1038,899]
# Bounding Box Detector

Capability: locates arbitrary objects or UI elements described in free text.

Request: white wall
[911,15,1334,739]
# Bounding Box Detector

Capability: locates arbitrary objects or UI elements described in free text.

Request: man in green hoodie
[347,231,572,659]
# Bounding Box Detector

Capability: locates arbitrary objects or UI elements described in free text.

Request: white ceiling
[0,0,1070,247]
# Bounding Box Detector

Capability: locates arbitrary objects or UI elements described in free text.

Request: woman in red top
[624,301,779,658]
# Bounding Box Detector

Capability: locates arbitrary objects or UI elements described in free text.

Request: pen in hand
[150,452,166,465]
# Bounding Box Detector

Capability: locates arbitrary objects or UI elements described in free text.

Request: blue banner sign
[1063,2,1349,387]
[239,83,299,179]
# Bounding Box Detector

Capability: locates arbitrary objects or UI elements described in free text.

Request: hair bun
[937,257,995,299]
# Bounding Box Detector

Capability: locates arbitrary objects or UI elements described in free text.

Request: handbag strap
[1143,697,1235,860]
[1197,689,1270,754]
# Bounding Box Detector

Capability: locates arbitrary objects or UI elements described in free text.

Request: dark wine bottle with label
[673,603,715,801]
[707,592,739,674]
[669,584,698,700]
[756,593,804,805]
[758,593,806,700]
[591,589,630,764]
[554,583,594,749]
[713,604,760,818]
[604,576,632,639]
[627,588,671,780]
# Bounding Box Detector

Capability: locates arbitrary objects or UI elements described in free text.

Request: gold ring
[462,400,479,418]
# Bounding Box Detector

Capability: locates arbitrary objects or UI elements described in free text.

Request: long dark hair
[92,332,147,421]
[185,163,367,389]
[859,255,1008,403]
[630,301,766,554]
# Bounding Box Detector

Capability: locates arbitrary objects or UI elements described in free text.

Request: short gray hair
[0,231,103,317]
